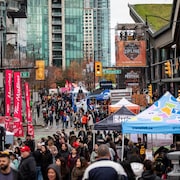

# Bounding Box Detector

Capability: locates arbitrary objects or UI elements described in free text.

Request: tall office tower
[26,0,49,66]
[64,0,84,68]
[93,0,111,67]
[84,0,94,62]
[51,0,63,67]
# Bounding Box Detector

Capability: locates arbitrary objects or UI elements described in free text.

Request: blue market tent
[122,91,180,134]
[94,106,136,131]
[87,89,110,100]
[96,89,110,101]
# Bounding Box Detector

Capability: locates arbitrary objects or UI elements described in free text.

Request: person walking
[41,145,53,180]
[33,143,43,180]
[0,151,18,180]
[82,144,127,180]
[18,146,36,180]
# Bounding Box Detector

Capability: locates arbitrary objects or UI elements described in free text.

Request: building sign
[116,40,146,67]
[100,81,113,89]
[125,71,140,88]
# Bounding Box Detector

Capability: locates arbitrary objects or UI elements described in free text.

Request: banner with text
[13,72,23,137]
[116,40,146,67]
[25,82,34,137]
[5,70,12,131]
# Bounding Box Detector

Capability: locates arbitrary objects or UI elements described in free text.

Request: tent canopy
[122,91,180,134]
[88,89,110,100]
[109,97,140,114]
[94,106,136,131]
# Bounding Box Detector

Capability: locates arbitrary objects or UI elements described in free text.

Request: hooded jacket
[138,170,161,180]
[47,164,61,180]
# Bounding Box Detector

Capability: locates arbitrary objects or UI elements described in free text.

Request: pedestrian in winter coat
[71,157,88,180]
[47,164,61,180]
[41,145,53,180]
[138,159,161,180]
[18,146,36,180]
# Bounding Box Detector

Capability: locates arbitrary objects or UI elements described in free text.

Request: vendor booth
[94,106,136,131]
[109,97,140,114]
[121,91,180,178]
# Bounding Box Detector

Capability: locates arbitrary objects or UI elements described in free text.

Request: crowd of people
[0,93,178,180]
[0,129,178,180]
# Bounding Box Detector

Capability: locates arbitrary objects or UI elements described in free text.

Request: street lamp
[171,44,177,74]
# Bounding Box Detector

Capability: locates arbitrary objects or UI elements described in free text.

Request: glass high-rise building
[93,0,111,67]
[26,0,111,68]
[64,0,84,67]
[27,0,49,66]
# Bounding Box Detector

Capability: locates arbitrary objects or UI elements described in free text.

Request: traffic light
[148,84,153,97]
[178,89,180,97]
[95,61,102,76]
[36,60,45,80]
[164,60,172,77]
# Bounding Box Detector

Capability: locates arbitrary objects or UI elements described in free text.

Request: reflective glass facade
[65,0,84,67]
[93,0,111,66]
[27,0,49,65]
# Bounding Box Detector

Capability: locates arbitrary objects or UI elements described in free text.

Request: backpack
[154,156,166,173]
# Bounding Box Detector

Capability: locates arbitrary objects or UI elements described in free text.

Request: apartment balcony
[52,4,61,8]
[53,55,62,59]
[52,46,62,51]
[52,38,62,42]
[52,21,62,25]
[52,12,61,17]
[7,0,27,18]
[6,24,18,34]
[6,1,19,12]
[52,29,62,33]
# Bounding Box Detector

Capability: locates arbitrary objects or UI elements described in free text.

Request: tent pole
[93,130,95,149]
[121,134,125,161]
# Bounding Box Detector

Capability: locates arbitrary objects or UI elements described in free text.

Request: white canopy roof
[110,97,140,107]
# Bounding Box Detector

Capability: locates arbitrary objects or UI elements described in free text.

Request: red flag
[25,82,34,138]
[5,70,12,131]
[13,72,23,137]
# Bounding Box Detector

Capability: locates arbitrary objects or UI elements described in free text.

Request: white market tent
[109,97,140,114]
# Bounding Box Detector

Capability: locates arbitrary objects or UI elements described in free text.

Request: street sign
[21,72,30,78]
[103,69,121,74]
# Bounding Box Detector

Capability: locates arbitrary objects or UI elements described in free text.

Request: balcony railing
[7,1,19,12]
[52,4,61,8]
[52,12,61,16]
[52,21,62,25]
[6,24,18,34]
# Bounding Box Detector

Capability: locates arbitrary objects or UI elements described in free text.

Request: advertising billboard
[116,40,146,67]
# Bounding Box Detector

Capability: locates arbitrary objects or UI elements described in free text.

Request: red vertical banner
[5,70,12,131]
[13,72,23,137]
[25,82,34,137]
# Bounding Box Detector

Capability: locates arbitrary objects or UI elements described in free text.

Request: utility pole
[0,17,5,68]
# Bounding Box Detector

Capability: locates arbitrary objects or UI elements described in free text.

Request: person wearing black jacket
[24,134,35,152]
[0,151,18,180]
[138,160,161,180]
[18,146,36,180]
[33,143,43,180]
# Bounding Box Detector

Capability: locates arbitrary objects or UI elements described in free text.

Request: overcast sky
[110,0,173,63]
